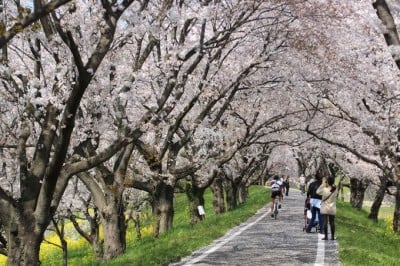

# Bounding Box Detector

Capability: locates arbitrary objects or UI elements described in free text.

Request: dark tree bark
[126,210,142,240]
[76,142,134,260]
[368,175,389,222]
[211,176,225,214]
[225,179,238,211]
[151,181,175,238]
[373,0,400,68]
[185,182,206,225]
[238,182,248,204]
[0,0,71,48]
[349,178,370,210]
[0,221,7,256]
[0,0,8,64]
[393,181,400,232]
[100,195,126,260]
[46,218,68,266]
[68,204,103,259]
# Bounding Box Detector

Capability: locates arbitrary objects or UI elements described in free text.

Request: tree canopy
[1,0,400,264]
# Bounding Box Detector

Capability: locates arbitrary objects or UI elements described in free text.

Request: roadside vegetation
[337,200,399,266]
[8,186,269,266]
[1,187,398,265]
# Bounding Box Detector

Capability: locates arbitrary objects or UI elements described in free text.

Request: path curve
[171,189,339,266]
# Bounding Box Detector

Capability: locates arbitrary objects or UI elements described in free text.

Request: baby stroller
[303,198,319,232]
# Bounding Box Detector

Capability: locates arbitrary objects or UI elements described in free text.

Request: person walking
[283,176,290,196]
[299,174,306,195]
[305,173,323,233]
[317,177,337,240]
[305,176,315,193]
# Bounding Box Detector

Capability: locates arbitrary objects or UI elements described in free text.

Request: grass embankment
[43,185,269,265]
[1,187,399,265]
[337,200,400,266]
[105,186,269,266]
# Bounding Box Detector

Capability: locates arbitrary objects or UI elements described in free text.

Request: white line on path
[314,235,325,266]
[181,207,270,265]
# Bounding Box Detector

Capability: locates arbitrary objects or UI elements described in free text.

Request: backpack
[271,182,281,192]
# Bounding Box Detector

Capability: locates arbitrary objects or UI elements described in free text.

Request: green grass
[2,187,399,266]
[55,185,270,266]
[336,200,400,266]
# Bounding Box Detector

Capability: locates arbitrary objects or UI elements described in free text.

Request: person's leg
[317,208,323,233]
[306,206,316,232]
[322,214,328,240]
[330,215,336,240]
[270,196,275,213]
[270,193,279,217]
[286,184,289,196]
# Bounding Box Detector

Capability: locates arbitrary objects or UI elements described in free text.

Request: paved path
[171,189,339,266]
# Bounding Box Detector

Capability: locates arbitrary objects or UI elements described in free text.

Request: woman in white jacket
[317,177,337,240]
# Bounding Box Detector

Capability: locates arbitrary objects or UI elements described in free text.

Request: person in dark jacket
[283,176,290,196]
[305,173,323,233]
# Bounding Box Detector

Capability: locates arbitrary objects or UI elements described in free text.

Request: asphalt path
[171,189,339,266]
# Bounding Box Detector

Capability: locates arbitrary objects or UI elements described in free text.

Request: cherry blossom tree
[0,0,72,48]
[286,0,400,230]
[0,0,138,264]
[115,0,299,236]
[4,1,400,265]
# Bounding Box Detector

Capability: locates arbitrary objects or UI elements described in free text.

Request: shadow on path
[171,189,339,266]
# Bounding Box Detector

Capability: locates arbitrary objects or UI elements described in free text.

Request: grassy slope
[1,187,399,265]
[68,186,270,266]
[336,200,400,266]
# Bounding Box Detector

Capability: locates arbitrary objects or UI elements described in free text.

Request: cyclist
[270,175,282,217]
[277,176,284,203]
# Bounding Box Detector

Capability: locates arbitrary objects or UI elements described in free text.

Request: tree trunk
[61,239,68,266]
[211,177,225,214]
[133,213,142,240]
[101,199,126,260]
[51,218,68,266]
[7,217,42,266]
[8,238,41,266]
[373,0,400,68]
[337,175,345,201]
[0,0,8,65]
[185,182,206,225]
[393,181,400,232]
[349,178,369,210]
[238,182,248,204]
[225,180,237,211]
[68,205,104,259]
[368,175,389,222]
[91,235,104,259]
[152,182,174,237]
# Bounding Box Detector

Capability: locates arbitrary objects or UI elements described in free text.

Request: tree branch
[305,126,383,169]
[0,0,71,48]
